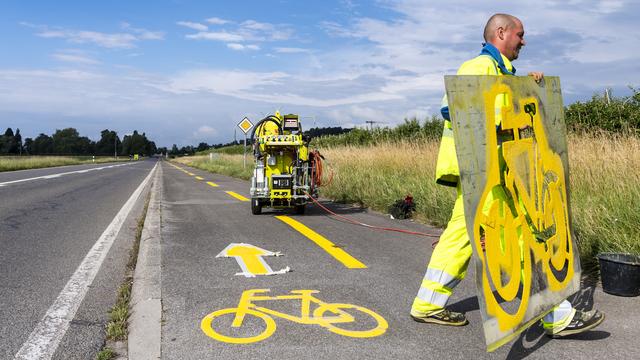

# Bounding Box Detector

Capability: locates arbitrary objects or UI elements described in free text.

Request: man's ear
[497,27,505,41]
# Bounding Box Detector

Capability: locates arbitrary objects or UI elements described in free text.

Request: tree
[0,128,18,154]
[170,144,179,155]
[96,129,120,156]
[31,133,54,154]
[23,137,33,154]
[197,142,210,152]
[15,128,22,155]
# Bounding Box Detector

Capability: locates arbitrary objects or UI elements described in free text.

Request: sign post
[237,117,254,169]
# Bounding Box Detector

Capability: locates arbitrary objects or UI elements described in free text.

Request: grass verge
[0,156,132,172]
[95,347,115,360]
[96,191,151,359]
[172,154,253,180]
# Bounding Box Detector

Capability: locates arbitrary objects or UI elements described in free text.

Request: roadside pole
[237,117,254,170]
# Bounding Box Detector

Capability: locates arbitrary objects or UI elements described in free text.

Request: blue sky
[1,0,639,147]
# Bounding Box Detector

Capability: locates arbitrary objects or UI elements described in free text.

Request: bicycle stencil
[200,289,388,344]
[444,76,581,351]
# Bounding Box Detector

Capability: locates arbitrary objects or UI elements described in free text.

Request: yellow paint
[195,176,204,180]
[187,172,195,176]
[207,181,219,187]
[226,191,250,202]
[275,216,366,269]
[201,289,387,344]
[226,245,269,275]
[471,81,574,338]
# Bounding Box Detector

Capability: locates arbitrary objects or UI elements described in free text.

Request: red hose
[303,191,441,239]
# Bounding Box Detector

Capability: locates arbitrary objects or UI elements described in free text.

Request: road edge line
[128,161,163,360]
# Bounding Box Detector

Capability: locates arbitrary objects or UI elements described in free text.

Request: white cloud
[120,22,165,40]
[181,18,293,45]
[177,21,208,31]
[206,17,231,25]
[274,47,311,53]
[186,31,244,42]
[25,23,164,48]
[193,125,218,139]
[227,43,260,51]
[51,50,100,65]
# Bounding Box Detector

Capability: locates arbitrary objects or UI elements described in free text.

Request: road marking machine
[249,112,323,215]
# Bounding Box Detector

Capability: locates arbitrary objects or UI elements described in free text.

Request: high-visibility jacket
[435,46,515,187]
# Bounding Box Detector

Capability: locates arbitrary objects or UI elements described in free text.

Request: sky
[1,0,639,148]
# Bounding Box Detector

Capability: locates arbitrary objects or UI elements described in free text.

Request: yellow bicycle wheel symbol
[200,289,388,344]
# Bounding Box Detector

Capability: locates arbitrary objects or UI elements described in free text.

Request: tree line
[0,127,157,156]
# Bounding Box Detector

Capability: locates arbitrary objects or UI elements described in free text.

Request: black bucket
[597,253,640,297]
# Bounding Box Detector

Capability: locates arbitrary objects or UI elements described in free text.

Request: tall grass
[568,133,640,267]
[320,134,640,270]
[174,134,640,270]
[0,156,128,172]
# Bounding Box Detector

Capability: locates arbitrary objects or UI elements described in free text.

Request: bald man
[410,13,604,338]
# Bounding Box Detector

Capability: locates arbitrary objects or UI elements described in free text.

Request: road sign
[237,117,253,134]
[216,243,289,277]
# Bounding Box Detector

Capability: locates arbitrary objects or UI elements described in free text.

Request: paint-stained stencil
[444,75,581,351]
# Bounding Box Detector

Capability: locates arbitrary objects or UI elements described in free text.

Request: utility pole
[114,132,118,159]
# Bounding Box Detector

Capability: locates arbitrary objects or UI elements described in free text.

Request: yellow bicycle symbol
[474,83,575,333]
[200,289,388,344]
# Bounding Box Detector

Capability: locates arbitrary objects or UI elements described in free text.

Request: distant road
[0,159,156,359]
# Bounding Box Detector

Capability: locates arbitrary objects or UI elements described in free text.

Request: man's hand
[528,71,544,83]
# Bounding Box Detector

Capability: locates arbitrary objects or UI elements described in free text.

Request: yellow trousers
[411,186,574,329]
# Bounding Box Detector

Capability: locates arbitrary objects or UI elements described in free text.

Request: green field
[0,156,131,172]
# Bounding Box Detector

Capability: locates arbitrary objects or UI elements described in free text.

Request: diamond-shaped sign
[237,117,253,134]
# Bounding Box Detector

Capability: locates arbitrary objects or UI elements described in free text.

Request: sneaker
[410,309,468,326]
[548,309,605,338]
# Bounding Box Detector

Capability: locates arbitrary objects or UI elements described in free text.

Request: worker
[410,13,604,338]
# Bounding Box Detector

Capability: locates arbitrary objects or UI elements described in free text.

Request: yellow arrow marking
[195,176,204,180]
[207,181,219,187]
[226,191,249,202]
[275,216,366,269]
[226,245,270,275]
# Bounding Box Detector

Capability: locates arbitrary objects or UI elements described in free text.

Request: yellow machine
[249,112,319,215]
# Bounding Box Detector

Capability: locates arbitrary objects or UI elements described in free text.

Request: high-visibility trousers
[411,186,575,330]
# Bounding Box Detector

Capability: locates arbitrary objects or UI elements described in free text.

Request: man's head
[483,13,526,61]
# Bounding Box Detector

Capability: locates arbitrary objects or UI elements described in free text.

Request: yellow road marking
[195,176,204,180]
[207,181,219,187]
[274,216,366,269]
[187,172,195,176]
[226,191,249,202]
[201,289,387,344]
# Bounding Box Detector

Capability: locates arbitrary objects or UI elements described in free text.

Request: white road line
[13,162,158,360]
[0,163,134,187]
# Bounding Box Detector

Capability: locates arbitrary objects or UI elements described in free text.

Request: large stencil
[444,76,581,351]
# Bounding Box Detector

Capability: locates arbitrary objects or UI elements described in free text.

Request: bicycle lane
[156,161,630,360]
[157,161,478,360]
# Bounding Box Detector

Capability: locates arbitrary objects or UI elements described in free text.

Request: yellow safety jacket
[435,50,515,187]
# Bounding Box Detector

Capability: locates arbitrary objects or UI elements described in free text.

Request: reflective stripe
[424,268,462,289]
[417,287,450,307]
[542,300,575,331]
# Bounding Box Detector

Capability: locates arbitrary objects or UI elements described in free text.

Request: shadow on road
[448,276,610,359]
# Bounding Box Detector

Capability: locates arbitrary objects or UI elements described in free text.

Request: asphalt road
[158,161,639,360]
[0,159,156,359]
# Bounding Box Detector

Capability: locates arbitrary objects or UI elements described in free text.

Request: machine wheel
[251,198,262,215]
[293,204,306,215]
